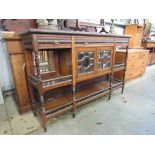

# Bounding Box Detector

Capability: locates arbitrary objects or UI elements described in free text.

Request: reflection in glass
[98,50,111,69]
[78,51,94,74]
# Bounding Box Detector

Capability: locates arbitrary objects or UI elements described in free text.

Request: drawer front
[125,67,146,80]
[127,52,140,60]
[37,35,72,49]
[139,52,148,59]
[126,59,146,70]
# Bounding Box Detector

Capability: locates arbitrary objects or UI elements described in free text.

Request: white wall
[0,31,14,104]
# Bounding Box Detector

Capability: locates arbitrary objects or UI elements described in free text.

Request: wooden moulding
[3,31,32,114]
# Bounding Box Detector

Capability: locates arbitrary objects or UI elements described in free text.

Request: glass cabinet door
[76,47,96,78]
[97,47,113,72]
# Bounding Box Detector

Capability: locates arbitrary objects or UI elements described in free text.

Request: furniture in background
[142,40,155,65]
[21,29,130,131]
[0,19,37,33]
[58,19,108,33]
[125,24,143,48]
[3,32,32,113]
[114,49,149,81]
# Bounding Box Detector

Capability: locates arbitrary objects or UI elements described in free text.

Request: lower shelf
[44,80,110,113]
[112,79,123,91]
[114,63,125,72]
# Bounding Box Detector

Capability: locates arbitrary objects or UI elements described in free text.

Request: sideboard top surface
[21,28,131,38]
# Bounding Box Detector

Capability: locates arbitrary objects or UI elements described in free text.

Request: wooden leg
[42,110,47,132]
[108,74,112,100]
[122,70,126,94]
[121,85,124,94]
[40,95,47,132]
[108,93,111,100]
[73,102,76,118]
[72,86,76,118]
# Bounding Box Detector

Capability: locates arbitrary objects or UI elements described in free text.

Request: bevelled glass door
[97,47,113,73]
[76,47,96,80]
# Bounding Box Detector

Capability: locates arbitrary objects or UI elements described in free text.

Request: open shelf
[42,75,72,92]
[44,80,110,114]
[111,78,123,90]
[114,62,125,72]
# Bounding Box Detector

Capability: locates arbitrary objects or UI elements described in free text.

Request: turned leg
[108,74,112,100]
[40,95,47,132]
[72,86,76,118]
[121,85,124,94]
[42,109,47,132]
[108,93,111,100]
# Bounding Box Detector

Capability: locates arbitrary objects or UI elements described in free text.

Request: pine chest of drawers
[114,49,149,81]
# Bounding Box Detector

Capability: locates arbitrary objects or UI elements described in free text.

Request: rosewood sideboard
[20,29,130,131]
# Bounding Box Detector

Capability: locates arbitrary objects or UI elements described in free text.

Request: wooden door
[96,46,113,74]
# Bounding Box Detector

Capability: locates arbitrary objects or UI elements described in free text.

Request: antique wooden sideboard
[20,29,130,131]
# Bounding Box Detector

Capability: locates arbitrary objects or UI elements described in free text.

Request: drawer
[147,53,152,65]
[126,59,146,70]
[127,52,140,60]
[37,35,72,49]
[125,67,146,80]
[151,52,155,65]
[139,52,148,59]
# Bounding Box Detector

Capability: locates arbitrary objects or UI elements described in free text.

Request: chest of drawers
[115,49,149,81]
